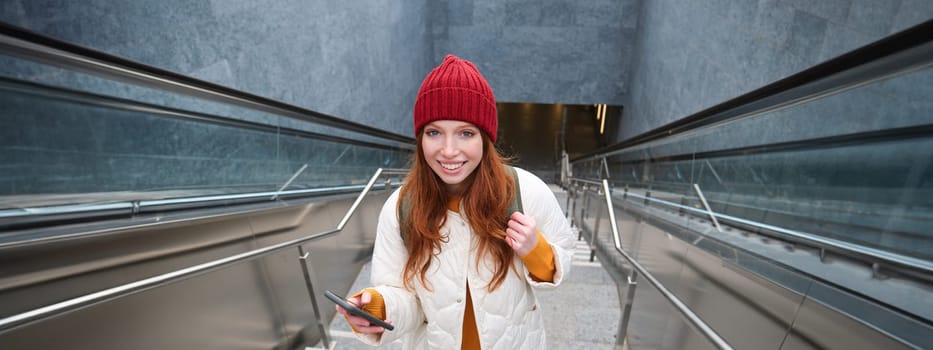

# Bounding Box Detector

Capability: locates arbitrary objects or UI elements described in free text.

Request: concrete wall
[0,0,434,137]
[620,0,933,140]
[431,0,638,105]
[0,0,639,138]
[4,1,929,144]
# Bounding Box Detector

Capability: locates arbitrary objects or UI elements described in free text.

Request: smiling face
[421,120,485,195]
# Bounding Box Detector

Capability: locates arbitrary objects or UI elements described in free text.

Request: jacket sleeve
[353,188,425,346]
[519,230,556,282]
[516,168,575,289]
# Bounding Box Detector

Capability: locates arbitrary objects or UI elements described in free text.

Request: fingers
[335,301,389,335]
[504,235,517,250]
[505,226,537,256]
[344,313,389,334]
[508,212,536,232]
[506,220,524,234]
[507,215,536,251]
[505,227,527,244]
[509,211,530,225]
[354,319,392,334]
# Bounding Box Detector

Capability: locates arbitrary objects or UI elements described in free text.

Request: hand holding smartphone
[325,290,395,331]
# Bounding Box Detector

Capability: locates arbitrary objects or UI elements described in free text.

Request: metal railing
[566,177,734,350]
[0,183,381,229]
[0,167,409,350]
[616,186,933,277]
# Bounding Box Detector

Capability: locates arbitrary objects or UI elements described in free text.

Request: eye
[460,130,476,137]
[425,129,440,137]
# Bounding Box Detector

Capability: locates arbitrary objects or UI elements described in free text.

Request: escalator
[564,20,933,350]
[0,23,411,350]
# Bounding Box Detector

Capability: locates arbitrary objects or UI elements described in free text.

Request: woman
[336,54,574,349]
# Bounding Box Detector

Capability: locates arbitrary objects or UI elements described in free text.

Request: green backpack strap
[399,188,413,247]
[399,165,523,247]
[505,166,523,216]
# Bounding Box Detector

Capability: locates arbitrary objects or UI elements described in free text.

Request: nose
[441,136,458,157]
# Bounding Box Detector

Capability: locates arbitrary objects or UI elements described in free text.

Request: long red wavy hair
[399,131,516,292]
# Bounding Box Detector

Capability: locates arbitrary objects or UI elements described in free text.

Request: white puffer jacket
[354,168,574,349]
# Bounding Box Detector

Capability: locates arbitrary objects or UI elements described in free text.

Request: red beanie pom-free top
[413,54,498,142]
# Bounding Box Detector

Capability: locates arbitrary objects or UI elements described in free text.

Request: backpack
[398,166,523,246]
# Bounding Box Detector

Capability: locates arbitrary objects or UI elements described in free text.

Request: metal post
[298,246,333,349]
[272,164,309,200]
[573,187,580,231]
[569,186,577,228]
[577,188,584,241]
[693,184,723,232]
[601,157,611,180]
[580,188,591,241]
[575,185,582,240]
[591,188,602,262]
[617,272,639,350]
[565,185,574,220]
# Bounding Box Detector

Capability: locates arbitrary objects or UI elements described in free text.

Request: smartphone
[324,290,395,331]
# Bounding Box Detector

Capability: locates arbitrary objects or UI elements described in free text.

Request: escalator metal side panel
[594,197,927,350]
[251,190,391,348]
[782,280,928,350]
[671,243,805,349]
[0,192,388,350]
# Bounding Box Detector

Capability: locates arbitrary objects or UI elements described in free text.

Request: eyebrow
[424,122,478,131]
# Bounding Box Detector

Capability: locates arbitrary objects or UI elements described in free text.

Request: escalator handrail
[0,168,409,334]
[0,76,412,152]
[572,19,933,163]
[0,22,415,145]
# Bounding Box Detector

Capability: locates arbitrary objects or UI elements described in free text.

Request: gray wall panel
[0,0,640,136]
[431,0,637,105]
[0,0,434,137]
[619,0,933,141]
[2,1,930,147]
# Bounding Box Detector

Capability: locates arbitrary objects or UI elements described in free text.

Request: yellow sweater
[351,197,557,349]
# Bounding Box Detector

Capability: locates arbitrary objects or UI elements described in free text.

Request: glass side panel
[0,80,410,210]
[0,55,407,149]
[576,63,933,262]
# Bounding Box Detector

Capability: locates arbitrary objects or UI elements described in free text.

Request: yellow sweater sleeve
[345,288,386,333]
[520,230,556,282]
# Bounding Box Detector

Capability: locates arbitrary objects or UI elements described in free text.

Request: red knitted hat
[414,54,498,142]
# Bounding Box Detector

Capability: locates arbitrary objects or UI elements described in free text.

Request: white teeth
[440,162,464,170]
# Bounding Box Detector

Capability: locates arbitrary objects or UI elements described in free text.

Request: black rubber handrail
[0,22,415,145]
[574,19,933,162]
[0,77,412,152]
[606,123,933,165]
